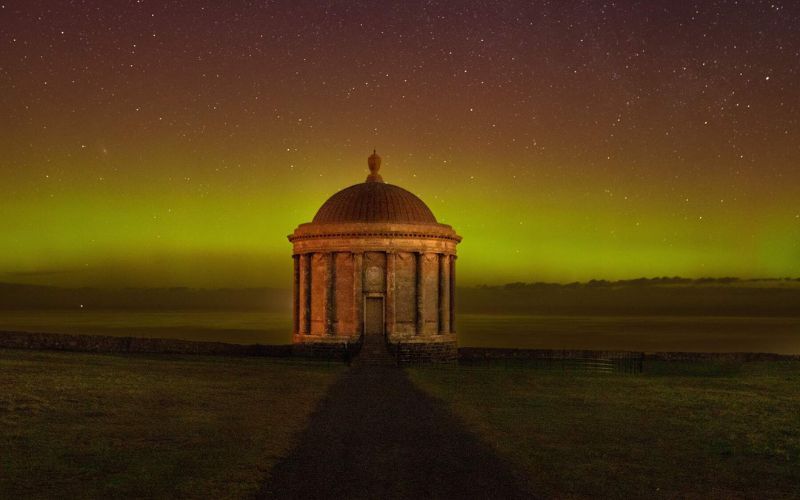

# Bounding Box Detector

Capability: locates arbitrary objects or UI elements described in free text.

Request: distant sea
[1,310,799,354]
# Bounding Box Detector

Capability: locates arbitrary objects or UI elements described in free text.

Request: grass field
[3,349,799,498]
[0,349,343,499]
[408,361,800,499]
[2,310,799,354]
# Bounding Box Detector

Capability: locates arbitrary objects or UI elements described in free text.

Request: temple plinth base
[387,335,457,364]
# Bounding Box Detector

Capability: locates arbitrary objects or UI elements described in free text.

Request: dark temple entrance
[364,296,384,337]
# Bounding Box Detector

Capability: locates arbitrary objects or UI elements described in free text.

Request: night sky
[1,0,799,288]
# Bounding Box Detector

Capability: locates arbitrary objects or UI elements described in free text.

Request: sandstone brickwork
[388,337,458,364]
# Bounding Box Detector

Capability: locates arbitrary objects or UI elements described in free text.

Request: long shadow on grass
[258,363,535,499]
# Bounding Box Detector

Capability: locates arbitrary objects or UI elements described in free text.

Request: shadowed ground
[259,338,535,499]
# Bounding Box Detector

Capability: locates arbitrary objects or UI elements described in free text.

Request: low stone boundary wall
[459,347,800,365]
[643,351,800,362]
[0,330,292,357]
[3,330,798,365]
[292,338,362,361]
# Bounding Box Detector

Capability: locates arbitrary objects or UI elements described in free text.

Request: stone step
[356,335,395,365]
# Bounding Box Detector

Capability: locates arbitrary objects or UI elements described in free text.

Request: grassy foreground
[408,361,800,499]
[4,349,799,499]
[0,349,343,498]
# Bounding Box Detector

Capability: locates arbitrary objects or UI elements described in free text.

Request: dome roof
[312,182,437,224]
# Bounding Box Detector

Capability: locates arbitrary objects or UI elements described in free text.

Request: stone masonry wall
[292,337,362,361]
[388,340,458,364]
[0,330,292,357]
[459,347,800,363]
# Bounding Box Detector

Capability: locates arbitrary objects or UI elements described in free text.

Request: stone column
[415,251,424,335]
[310,253,328,335]
[326,252,336,335]
[353,252,364,337]
[333,252,355,337]
[299,253,311,334]
[449,255,456,333]
[292,254,300,335]
[438,254,450,334]
[386,251,396,337]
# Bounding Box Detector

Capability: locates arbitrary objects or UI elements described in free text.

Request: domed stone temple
[288,151,461,362]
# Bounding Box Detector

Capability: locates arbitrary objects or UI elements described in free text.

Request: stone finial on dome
[366,149,384,183]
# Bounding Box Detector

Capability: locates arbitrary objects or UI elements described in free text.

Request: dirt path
[258,339,535,499]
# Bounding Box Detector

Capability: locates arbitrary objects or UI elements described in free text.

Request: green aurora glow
[3,149,798,287]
